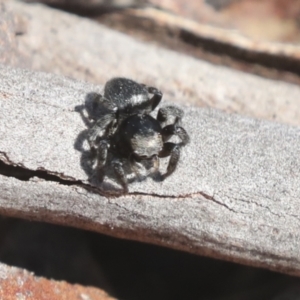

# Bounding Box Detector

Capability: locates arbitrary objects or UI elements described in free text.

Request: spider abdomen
[104,78,148,112]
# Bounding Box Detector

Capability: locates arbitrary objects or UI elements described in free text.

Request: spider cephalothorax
[87,77,190,193]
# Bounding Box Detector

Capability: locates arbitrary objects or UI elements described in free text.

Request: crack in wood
[0,153,240,212]
[0,154,211,203]
[0,153,294,222]
[0,152,81,186]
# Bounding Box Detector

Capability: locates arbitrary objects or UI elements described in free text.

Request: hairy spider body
[113,114,163,159]
[99,77,162,115]
[87,78,162,151]
[87,77,189,193]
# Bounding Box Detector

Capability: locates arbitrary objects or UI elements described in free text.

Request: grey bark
[0,64,300,276]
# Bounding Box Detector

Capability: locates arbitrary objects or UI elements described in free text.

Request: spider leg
[87,113,116,152]
[96,140,109,169]
[147,86,163,111]
[95,140,109,182]
[75,104,93,128]
[139,85,163,113]
[129,154,144,181]
[157,106,184,125]
[159,108,189,179]
[150,155,160,173]
[92,93,117,111]
[91,93,102,110]
[159,142,181,179]
[111,159,129,193]
[148,154,161,180]
[161,117,190,146]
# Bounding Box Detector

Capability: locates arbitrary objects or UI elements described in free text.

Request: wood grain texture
[0,64,299,276]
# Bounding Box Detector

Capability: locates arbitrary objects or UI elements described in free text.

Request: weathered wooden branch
[1,64,300,276]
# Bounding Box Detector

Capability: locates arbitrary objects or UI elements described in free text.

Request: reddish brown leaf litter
[0,263,116,300]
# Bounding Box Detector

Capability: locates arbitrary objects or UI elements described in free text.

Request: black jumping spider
[87,77,189,193]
